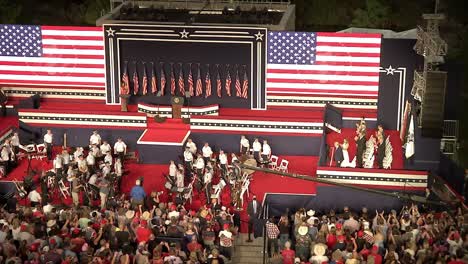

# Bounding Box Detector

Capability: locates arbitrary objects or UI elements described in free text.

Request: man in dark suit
[355,132,366,168]
[377,136,386,169]
[246,195,262,242]
[333,142,344,167]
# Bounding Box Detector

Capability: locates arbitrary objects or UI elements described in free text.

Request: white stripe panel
[343,117,377,121]
[267,64,380,73]
[267,91,378,97]
[43,48,104,56]
[11,94,105,100]
[0,65,105,74]
[266,83,378,91]
[191,126,323,134]
[321,178,426,187]
[42,30,102,37]
[316,170,428,180]
[316,46,380,53]
[191,118,322,127]
[19,112,146,121]
[41,39,104,46]
[317,36,381,44]
[5,87,104,93]
[0,74,105,83]
[267,95,377,103]
[0,56,104,65]
[138,104,219,113]
[20,119,146,127]
[316,55,380,63]
[267,73,379,82]
[266,101,377,109]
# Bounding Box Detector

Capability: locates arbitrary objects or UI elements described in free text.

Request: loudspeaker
[420,71,447,138]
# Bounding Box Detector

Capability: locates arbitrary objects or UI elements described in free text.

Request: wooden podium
[171,96,184,119]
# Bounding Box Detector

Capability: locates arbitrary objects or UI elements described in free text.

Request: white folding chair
[268,155,279,170]
[240,178,251,208]
[58,179,70,198]
[276,159,289,173]
[212,179,226,201]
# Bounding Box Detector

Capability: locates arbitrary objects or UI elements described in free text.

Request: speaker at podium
[171,96,184,119]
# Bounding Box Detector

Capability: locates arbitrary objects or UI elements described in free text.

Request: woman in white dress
[340,139,356,168]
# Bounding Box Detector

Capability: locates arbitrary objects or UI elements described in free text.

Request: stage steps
[232,233,265,264]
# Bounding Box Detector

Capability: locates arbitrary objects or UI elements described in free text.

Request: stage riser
[190,132,321,156]
[342,120,377,129]
[18,125,144,150]
[137,145,182,164]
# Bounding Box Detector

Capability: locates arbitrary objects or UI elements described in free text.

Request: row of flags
[120,63,248,99]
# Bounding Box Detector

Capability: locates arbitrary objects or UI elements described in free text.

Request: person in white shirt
[186,138,197,155]
[102,162,111,177]
[261,140,271,162]
[203,167,213,202]
[90,144,101,158]
[100,141,111,155]
[183,147,193,171]
[88,172,99,186]
[61,149,70,171]
[28,189,42,207]
[53,154,63,179]
[240,135,250,155]
[218,150,228,176]
[114,158,122,177]
[202,143,213,163]
[252,138,262,161]
[43,129,53,160]
[168,160,177,180]
[104,152,113,166]
[10,132,19,154]
[86,153,95,173]
[89,130,102,146]
[113,138,127,163]
[195,154,205,178]
[77,155,88,176]
[74,147,84,162]
[176,168,184,188]
[231,153,239,164]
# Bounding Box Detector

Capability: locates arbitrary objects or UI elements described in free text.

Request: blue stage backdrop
[104,24,267,109]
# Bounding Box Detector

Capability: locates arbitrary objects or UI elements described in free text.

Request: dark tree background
[1,0,467,166]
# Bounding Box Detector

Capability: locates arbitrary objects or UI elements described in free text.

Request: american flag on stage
[267,31,381,109]
[241,68,248,99]
[195,66,202,96]
[132,65,139,95]
[235,68,241,97]
[120,63,130,95]
[205,67,212,98]
[160,64,166,96]
[151,64,157,94]
[142,64,148,95]
[170,65,176,95]
[0,25,105,88]
[188,66,194,96]
[225,67,232,96]
[216,67,222,98]
[178,65,185,96]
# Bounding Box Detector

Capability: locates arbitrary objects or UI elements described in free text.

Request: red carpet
[138,118,191,145]
[325,128,403,169]
[220,108,323,121]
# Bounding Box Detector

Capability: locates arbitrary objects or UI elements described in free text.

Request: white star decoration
[254,31,264,41]
[385,65,395,75]
[106,28,115,37]
[179,29,189,39]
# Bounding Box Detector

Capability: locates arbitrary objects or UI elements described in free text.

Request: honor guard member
[74,147,84,162]
[86,153,96,174]
[77,155,89,177]
[203,166,213,204]
[61,149,71,172]
[218,150,228,176]
[104,152,113,166]
[202,143,213,164]
[252,138,262,161]
[100,140,111,155]
[186,138,197,155]
[261,140,272,162]
[176,167,184,188]
[10,132,19,154]
[89,130,102,146]
[231,153,239,164]
[102,162,111,178]
[195,154,205,178]
[168,160,177,182]
[183,147,193,171]
[113,137,127,164]
[90,144,101,158]
[43,129,53,160]
[240,135,250,155]
[53,154,64,180]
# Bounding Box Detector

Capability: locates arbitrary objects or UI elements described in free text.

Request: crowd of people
[264,205,467,264]
[332,120,393,170]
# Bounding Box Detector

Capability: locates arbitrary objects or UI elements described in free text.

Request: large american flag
[267,31,381,109]
[0,25,104,88]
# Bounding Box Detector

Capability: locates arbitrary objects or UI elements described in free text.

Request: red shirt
[448,261,466,264]
[369,253,382,264]
[326,234,337,249]
[187,242,202,252]
[281,249,295,264]
[136,227,152,243]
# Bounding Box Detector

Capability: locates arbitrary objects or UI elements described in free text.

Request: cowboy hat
[141,211,150,220]
[313,243,327,256]
[307,209,315,217]
[47,220,56,228]
[298,225,308,236]
[125,210,135,219]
